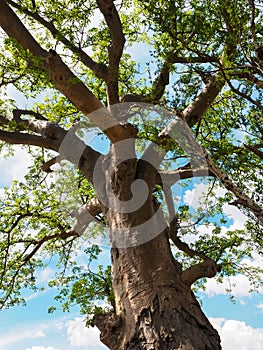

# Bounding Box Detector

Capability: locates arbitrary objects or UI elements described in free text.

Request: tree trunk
[93,228,221,350]
[92,144,221,349]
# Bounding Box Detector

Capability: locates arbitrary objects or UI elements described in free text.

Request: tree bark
[93,228,221,350]
[90,135,221,350]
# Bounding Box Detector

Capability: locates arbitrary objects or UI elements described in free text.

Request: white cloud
[0,316,78,350]
[241,253,263,269]
[0,147,32,186]
[5,85,29,104]
[221,203,247,231]
[67,317,107,349]
[26,347,59,350]
[183,183,248,231]
[25,291,46,302]
[205,274,252,298]
[0,328,45,348]
[181,182,248,248]
[183,183,211,209]
[204,253,263,298]
[210,318,263,350]
[37,267,56,284]
[256,303,263,312]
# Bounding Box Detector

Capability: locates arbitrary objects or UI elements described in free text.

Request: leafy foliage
[48,244,114,326]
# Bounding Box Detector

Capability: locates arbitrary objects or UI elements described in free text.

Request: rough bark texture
[92,145,221,350]
[93,230,221,350]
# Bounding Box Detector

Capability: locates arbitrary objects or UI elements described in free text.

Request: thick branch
[163,180,214,265]
[164,186,220,286]
[181,259,220,286]
[0,109,103,184]
[96,0,125,59]
[0,108,66,151]
[13,109,48,120]
[168,215,209,262]
[0,114,9,127]
[42,156,60,173]
[232,72,263,89]
[121,62,171,104]
[157,166,214,185]
[44,49,105,120]
[12,109,67,139]
[244,144,263,160]
[183,73,225,126]
[69,197,102,235]
[172,233,209,261]
[0,129,60,150]
[96,0,125,105]
[0,1,129,142]
[0,0,45,56]
[6,0,108,80]
[167,54,219,64]
[147,62,170,103]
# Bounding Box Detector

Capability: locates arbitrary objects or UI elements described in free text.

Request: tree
[0,0,262,349]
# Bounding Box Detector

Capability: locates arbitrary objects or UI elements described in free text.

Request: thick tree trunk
[93,229,221,350]
[92,143,221,349]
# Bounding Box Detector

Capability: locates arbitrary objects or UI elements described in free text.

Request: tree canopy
[0,0,262,348]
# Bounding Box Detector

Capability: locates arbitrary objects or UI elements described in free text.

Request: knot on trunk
[92,312,122,347]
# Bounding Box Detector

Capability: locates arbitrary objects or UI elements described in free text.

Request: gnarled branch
[147,62,170,103]
[181,259,221,286]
